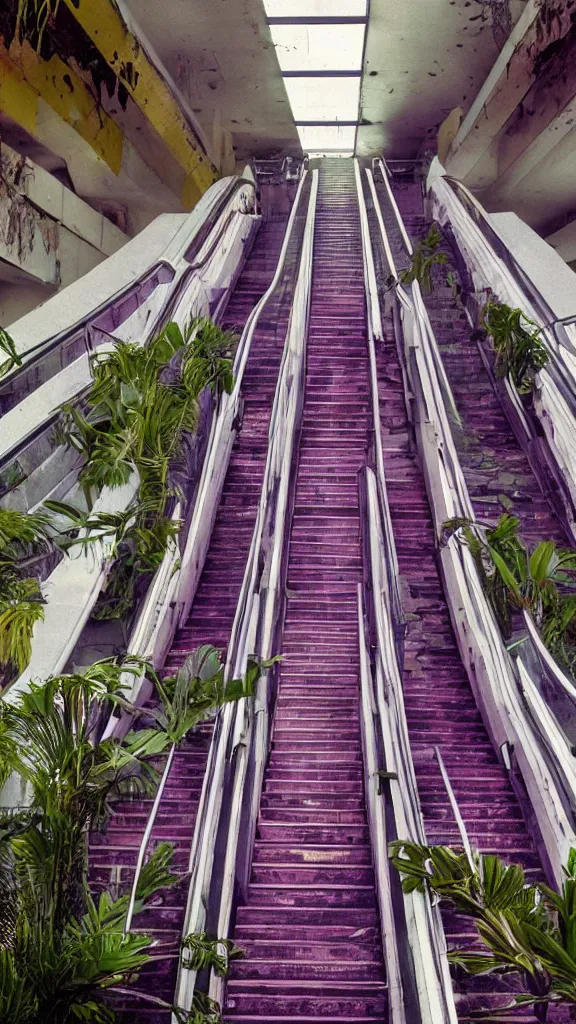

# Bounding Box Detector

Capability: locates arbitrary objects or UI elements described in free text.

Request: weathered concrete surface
[0,0,219,245]
[358,0,525,159]
[444,0,576,237]
[0,141,128,322]
[122,0,301,163]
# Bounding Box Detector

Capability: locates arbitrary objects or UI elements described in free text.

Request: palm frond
[482,301,549,393]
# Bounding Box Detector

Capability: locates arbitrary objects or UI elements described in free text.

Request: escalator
[17,154,576,1024]
[372,169,566,547]
[366,165,576,1020]
[87,190,310,1022]
[223,160,387,1024]
[140,158,572,1024]
[359,169,542,1021]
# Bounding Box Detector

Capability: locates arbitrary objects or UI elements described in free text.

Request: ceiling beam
[294,120,359,126]
[61,0,218,208]
[446,0,576,185]
[282,70,362,77]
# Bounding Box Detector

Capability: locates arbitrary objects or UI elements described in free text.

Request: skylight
[264,0,368,156]
[299,125,357,153]
[271,24,365,74]
[283,77,361,124]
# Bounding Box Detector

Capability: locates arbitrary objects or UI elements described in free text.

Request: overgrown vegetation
[0,317,235,687]
[54,317,236,621]
[0,645,271,1023]
[15,0,62,52]
[399,224,448,294]
[482,300,549,394]
[444,513,576,672]
[391,841,576,1021]
[0,509,53,688]
[0,327,22,381]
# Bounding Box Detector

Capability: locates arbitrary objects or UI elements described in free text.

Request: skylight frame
[265,1,369,157]
[283,76,361,125]
[270,23,366,74]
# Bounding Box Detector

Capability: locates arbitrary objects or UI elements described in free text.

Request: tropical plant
[56,318,235,508]
[0,326,22,380]
[482,300,549,393]
[116,645,280,753]
[0,834,180,1024]
[54,317,236,621]
[399,224,447,294]
[42,498,184,622]
[0,578,45,685]
[444,514,576,670]
[182,317,236,397]
[16,0,62,52]
[0,644,261,1022]
[391,841,576,1021]
[0,508,54,687]
[181,931,244,976]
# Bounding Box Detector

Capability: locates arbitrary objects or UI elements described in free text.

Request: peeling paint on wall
[0,0,218,212]
[0,170,60,285]
[475,0,514,49]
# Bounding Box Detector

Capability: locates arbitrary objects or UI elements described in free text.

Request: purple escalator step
[223,159,387,1023]
[88,211,297,1023]
[374,169,555,1022]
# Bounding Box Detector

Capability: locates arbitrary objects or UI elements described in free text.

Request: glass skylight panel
[263,0,367,17]
[283,77,360,122]
[297,125,356,152]
[270,23,364,72]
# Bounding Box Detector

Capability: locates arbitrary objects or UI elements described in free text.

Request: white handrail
[429,172,576,542]
[171,170,319,1021]
[357,583,405,1023]
[355,157,458,1024]
[354,158,403,630]
[373,158,576,887]
[176,168,310,628]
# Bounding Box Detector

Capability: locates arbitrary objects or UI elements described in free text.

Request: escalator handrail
[373,159,463,429]
[356,159,459,1024]
[353,158,404,637]
[374,156,576,888]
[1,193,256,705]
[427,172,576,561]
[169,170,318,1019]
[174,167,310,631]
[0,177,257,479]
[439,175,576,379]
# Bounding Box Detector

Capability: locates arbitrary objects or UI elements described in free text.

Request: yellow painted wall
[62,0,219,207]
[0,2,219,209]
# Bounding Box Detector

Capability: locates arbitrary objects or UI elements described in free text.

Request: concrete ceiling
[125,0,530,165]
[123,0,301,162]
[358,0,526,159]
[123,0,576,247]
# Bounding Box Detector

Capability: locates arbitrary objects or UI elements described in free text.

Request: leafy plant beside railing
[398,224,448,294]
[54,316,237,621]
[178,932,244,1023]
[0,645,265,1023]
[0,317,235,687]
[0,508,54,688]
[444,513,576,672]
[481,300,549,394]
[391,840,576,1021]
[0,326,22,381]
